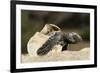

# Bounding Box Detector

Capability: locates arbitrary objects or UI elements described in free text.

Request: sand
[21,48,90,63]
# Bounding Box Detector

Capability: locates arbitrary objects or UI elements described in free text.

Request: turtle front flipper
[61,44,68,51]
[36,33,57,56]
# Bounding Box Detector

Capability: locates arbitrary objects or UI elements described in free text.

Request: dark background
[21,10,90,54]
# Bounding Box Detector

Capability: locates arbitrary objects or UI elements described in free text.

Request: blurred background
[21,10,90,54]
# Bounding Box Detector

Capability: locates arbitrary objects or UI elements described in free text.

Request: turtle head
[66,32,82,44]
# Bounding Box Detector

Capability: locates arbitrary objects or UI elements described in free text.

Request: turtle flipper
[62,44,68,51]
[37,33,57,56]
